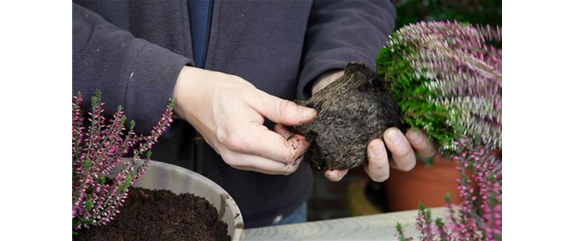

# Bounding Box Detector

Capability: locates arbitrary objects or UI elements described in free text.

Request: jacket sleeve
[297,0,396,99]
[73,3,193,133]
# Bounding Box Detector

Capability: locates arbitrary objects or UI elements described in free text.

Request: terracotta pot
[383,155,471,212]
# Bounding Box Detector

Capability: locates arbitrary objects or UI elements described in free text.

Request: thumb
[254,91,317,126]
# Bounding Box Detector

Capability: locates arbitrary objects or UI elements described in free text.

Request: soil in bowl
[74,186,231,241]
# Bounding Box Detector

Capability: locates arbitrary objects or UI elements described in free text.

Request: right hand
[173,66,317,175]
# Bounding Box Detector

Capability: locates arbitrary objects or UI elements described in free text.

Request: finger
[406,129,436,159]
[252,91,317,126]
[274,124,311,155]
[222,150,303,175]
[365,139,390,182]
[324,169,348,182]
[383,127,416,171]
[223,124,309,164]
[274,124,294,139]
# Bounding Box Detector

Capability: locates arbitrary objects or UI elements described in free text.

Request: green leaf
[99,175,106,185]
[418,202,426,210]
[91,89,102,108]
[444,193,452,204]
[84,193,94,210]
[395,223,403,232]
[119,171,136,192]
[84,159,92,172]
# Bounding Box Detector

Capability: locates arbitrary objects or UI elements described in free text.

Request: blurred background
[307,0,502,221]
[393,0,501,28]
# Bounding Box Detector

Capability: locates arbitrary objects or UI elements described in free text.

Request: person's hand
[312,70,437,182]
[173,66,317,175]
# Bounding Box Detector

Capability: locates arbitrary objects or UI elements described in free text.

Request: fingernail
[385,128,401,144]
[369,142,385,159]
[298,107,317,119]
[326,170,343,181]
[326,171,335,180]
[332,170,344,181]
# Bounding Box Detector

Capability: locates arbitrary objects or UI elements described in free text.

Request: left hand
[312,70,436,182]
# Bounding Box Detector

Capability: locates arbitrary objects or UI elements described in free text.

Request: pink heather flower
[72,90,174,230]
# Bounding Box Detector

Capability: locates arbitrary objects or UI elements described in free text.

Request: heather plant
[376,21,501,164]
[396,139,502,241]
[379,21,502,240]
[72,90,174,231]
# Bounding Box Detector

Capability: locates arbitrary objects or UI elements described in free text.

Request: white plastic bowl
[110,160,244,241]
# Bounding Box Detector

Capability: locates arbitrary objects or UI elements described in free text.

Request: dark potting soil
[74,187,231,241]
[294,62,405,171]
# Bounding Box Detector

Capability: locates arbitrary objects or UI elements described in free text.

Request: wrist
[311,69,344,95]
[173,66,201,121]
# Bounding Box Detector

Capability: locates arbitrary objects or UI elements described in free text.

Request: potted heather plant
[293,21,501,239]
[72,90,243,241]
